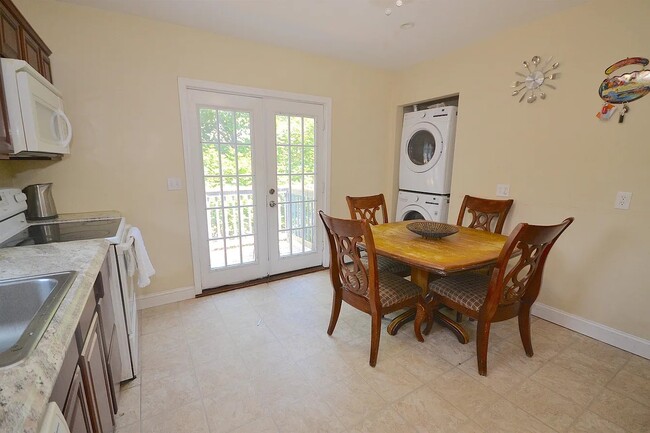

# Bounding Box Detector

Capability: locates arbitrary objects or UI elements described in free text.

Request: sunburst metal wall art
[511,56,560,103]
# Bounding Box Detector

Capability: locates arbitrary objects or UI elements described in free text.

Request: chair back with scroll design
[345,194,411,277]
[421,217,573,376]
[346,194,389,225]
[456,195,514,234]
[320,211,379,308]
[319,210,426,366]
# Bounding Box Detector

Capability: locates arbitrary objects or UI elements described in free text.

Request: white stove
[0,187,139,382]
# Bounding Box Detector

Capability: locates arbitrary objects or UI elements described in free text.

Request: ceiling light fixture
[385,0,405,16]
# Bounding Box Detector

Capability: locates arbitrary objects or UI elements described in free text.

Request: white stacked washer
[396,106,457,222]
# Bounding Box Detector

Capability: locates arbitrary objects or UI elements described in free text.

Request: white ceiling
[58,0,588,70]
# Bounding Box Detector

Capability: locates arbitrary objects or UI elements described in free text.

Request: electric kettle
[22,183,58,220]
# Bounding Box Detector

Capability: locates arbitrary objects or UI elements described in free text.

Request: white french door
[182,85,327,291]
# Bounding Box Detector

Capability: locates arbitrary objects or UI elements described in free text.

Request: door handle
[269,200,277,208]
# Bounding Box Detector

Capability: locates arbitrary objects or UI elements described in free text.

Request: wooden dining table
[369,221,510,343]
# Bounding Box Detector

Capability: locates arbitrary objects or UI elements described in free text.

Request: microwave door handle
[51,110,73,146]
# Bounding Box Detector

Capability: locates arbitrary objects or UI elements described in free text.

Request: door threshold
[197,266,327,298]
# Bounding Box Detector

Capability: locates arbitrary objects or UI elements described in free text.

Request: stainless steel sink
[0,271,77,368]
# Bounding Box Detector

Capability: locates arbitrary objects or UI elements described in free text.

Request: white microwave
[1,58,72,157]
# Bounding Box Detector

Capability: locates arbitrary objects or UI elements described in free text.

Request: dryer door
[404,121,444,173]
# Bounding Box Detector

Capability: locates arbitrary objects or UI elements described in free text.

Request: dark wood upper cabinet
[20,27,41,71]
[0,3,19,59]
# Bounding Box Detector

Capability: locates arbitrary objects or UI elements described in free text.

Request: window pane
[276,115,289,145]
[292,202,303,229]
[276,146,289,174]
[290,147,303,174]
[206,209,223,239]
[202,144,221,175]
[218,110,235,143]
[224,207,239,237]
[304,201,314,227]
[220,144,237,175]
[304,175,315,201]
[235,112,251,144]
[241,235,255,263]
[238,176,254,206]
[279,230,291,256]
[240,206,255,235]
[200,108,217,142]
[278,203,290,230]
[225,237,241,265]
[205,177,222,208]
[304,117,315,146]
[222,177,238,207]
[237,145,252,175]
[277,175,290,203]
[292,229,304,253]
[303,227,314,252]
[209,239,225,269]
[290,116,302,145]
[303,147,315,174]
[291,175,303,202]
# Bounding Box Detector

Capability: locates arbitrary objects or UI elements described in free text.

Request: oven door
[108,239,138,381]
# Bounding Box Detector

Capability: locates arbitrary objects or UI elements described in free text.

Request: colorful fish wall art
[597,57,650,123]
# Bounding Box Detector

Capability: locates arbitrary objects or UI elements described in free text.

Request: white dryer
[395,190,449,223]
[399,106,457,194]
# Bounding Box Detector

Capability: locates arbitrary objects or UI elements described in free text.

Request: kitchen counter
[0,239,110,433]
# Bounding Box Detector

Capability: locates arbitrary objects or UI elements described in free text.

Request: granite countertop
[0,239,110,433]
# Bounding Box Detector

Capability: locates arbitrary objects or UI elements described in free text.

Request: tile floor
[115,271,650,433]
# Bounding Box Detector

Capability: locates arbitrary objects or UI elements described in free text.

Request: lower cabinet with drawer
[51,254,121,433]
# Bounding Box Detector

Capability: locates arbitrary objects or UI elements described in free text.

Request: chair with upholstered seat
[454,195,514,322]
[319,210,427,367]
[415,217,574,376]
[346,194,411,277]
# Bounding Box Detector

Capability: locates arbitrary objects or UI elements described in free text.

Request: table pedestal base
[387,308,469,344]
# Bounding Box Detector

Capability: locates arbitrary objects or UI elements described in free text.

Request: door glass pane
[236,112,251,144]
[275,113,317,257]
[209,239,225,268]
[303,227,314,252]
[199,107,257,269]
[225,237,241,265]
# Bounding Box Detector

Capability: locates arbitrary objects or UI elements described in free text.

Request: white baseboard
[137,286,195,310]
[532,302,650,359]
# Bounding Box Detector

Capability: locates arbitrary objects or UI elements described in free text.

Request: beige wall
[393,0,649,339]
[8,0,395,296]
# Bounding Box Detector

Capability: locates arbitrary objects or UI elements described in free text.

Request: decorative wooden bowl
[406,222,459,239]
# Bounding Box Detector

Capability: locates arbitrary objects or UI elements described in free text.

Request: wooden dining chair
[457,195,514,234]
[454,195,514,322]
[415,217,574,376]
[319,210,427,367]
[346,194,411,277]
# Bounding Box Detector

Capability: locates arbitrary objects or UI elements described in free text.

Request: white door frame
[178,78,332,295]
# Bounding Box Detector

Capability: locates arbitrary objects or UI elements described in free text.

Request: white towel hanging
[127,226,155,288]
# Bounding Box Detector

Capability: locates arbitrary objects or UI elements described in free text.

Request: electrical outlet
[496,184,510,197]
[167,177,183,191]
[614,191,632,209]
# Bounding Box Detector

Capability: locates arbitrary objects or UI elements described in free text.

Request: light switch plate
[496,184,510,197]
[167,177,183,191]
[615,191,632,209]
